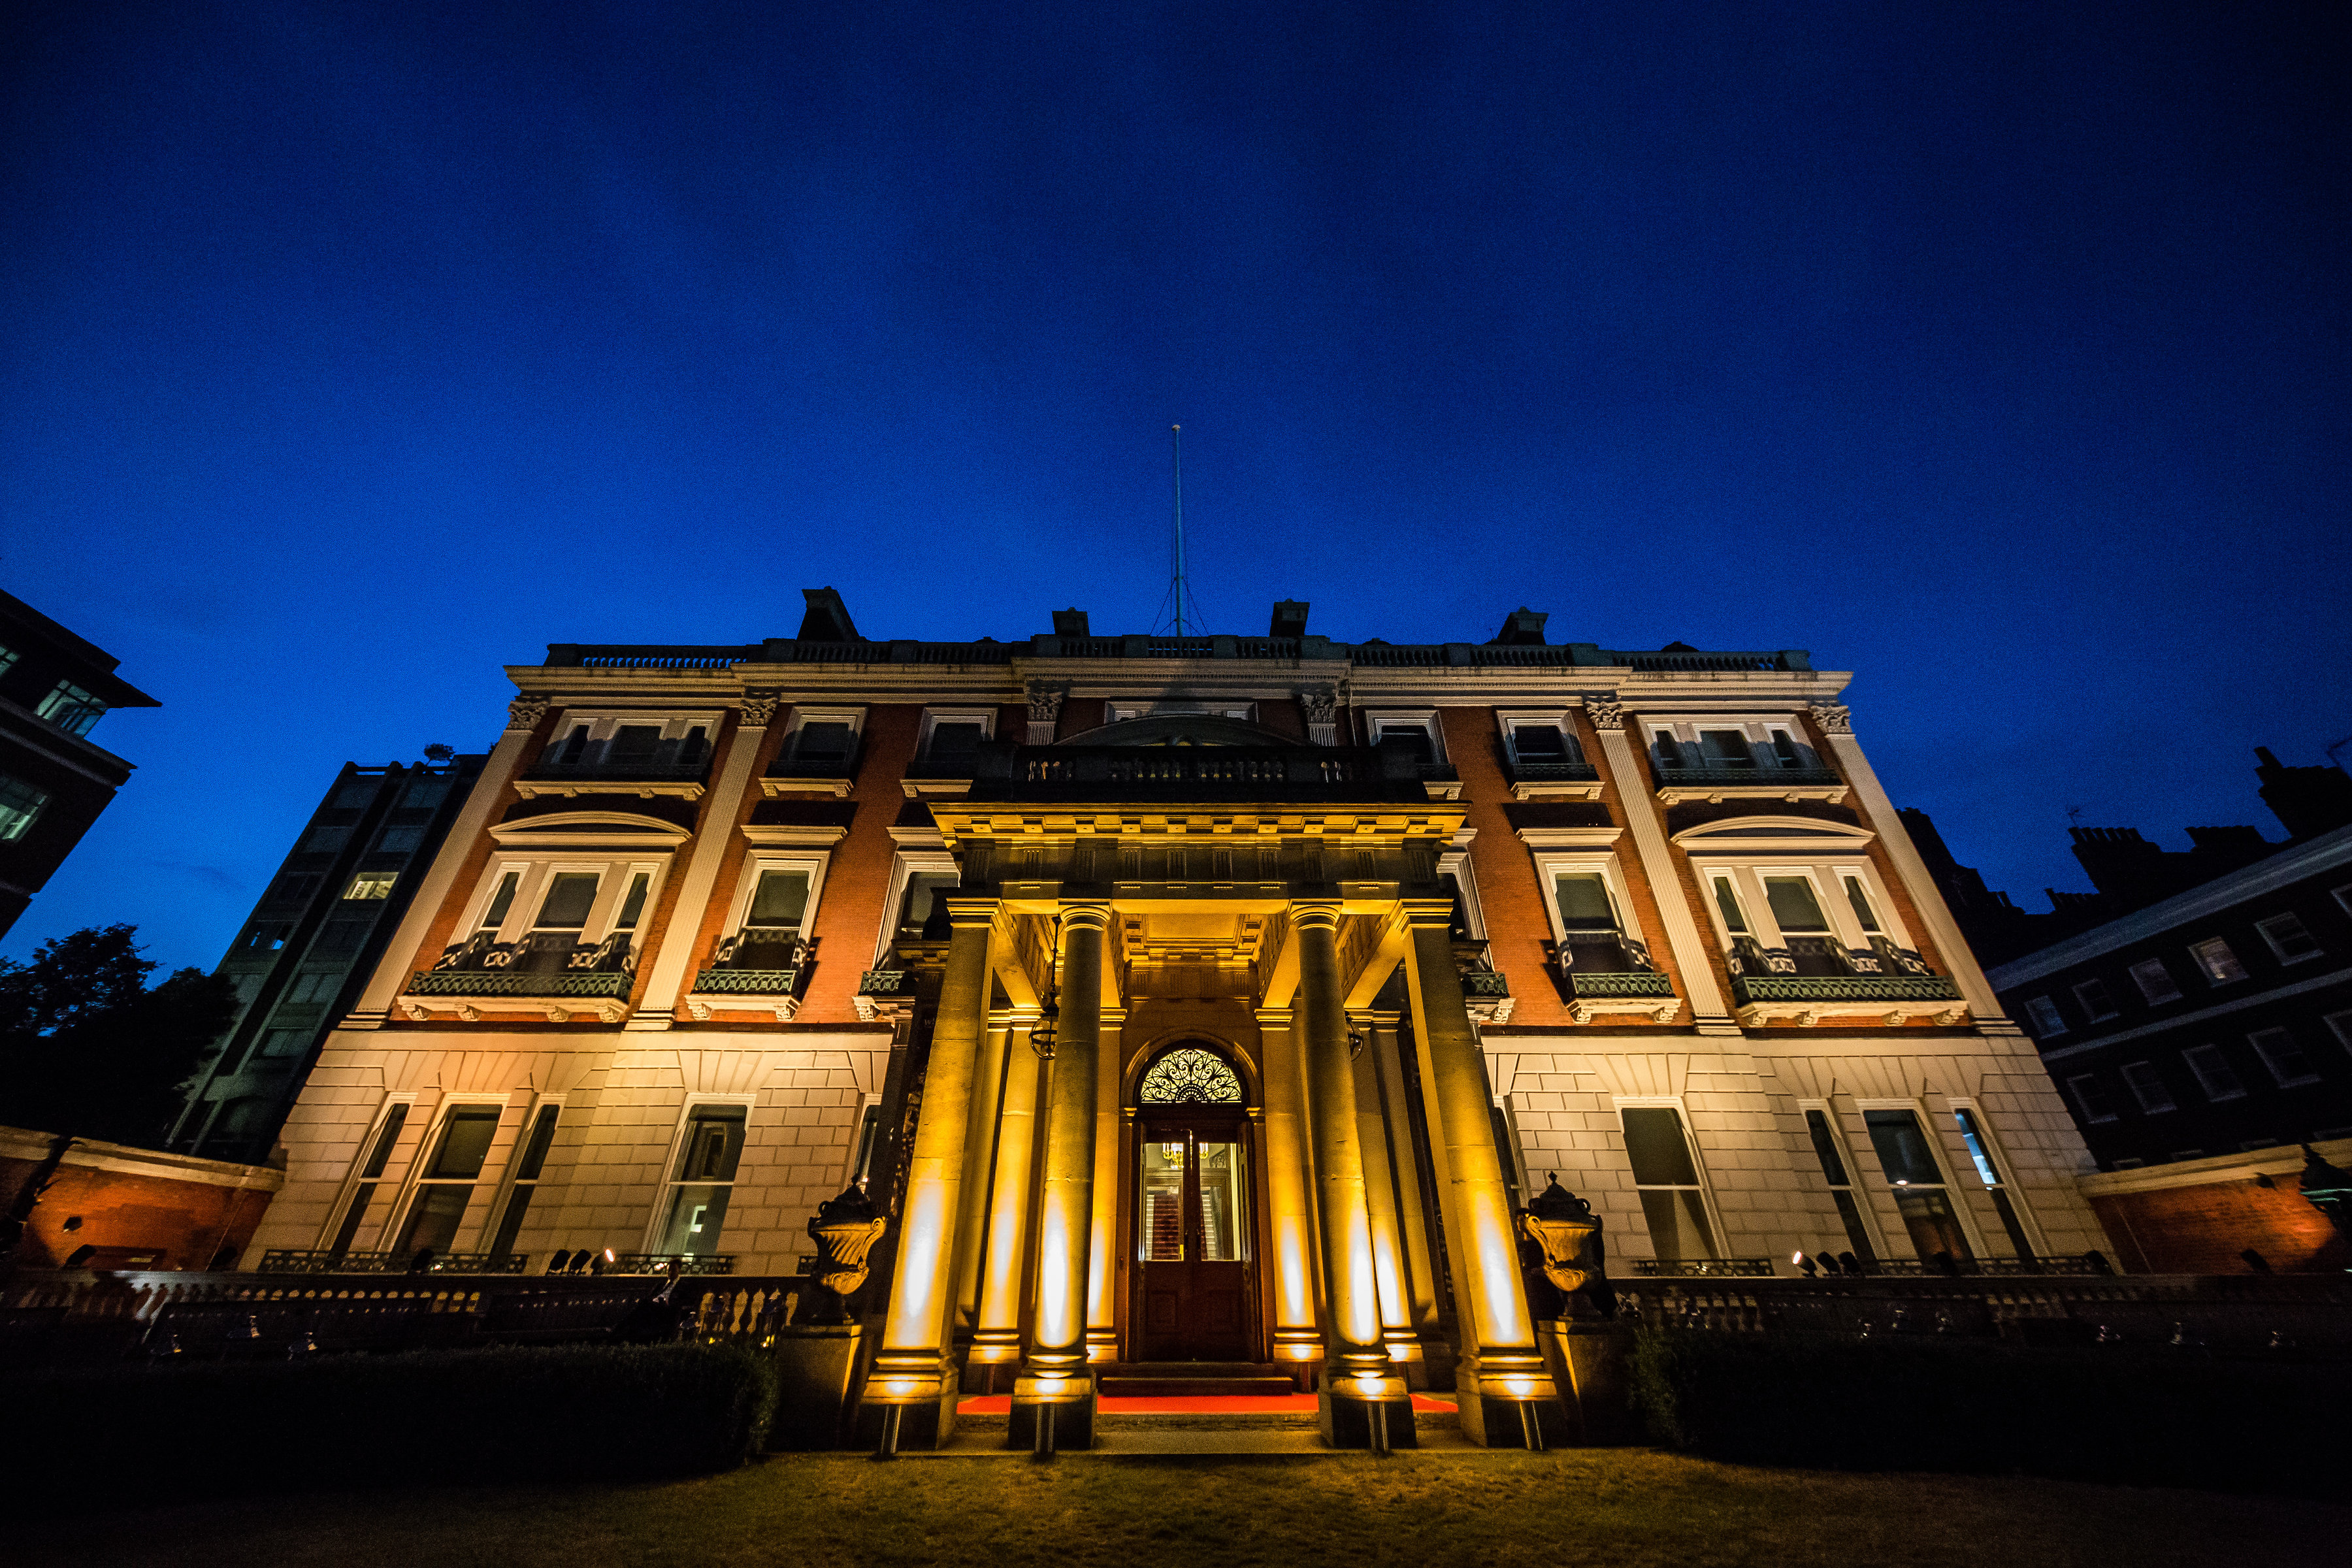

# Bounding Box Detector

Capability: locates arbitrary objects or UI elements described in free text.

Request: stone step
[1098,1375,1296,1398]
[1104,1362,1290,1380]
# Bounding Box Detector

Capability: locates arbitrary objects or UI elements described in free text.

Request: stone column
[1293,904,1413,1448]
[1350,1011,1421,1382]
[965,1011,1045,1388]
[1256,1008,1322,1368]
[856,895,996,1450]
[1586,701,1735,1033]
[1399,903,1567,1448]
[1369,1018,1445,1362]
[949,1015,1014,1343]
[629,695,781,1029]
[1012,904,1108,1450]
[1083,1008,1125,1365]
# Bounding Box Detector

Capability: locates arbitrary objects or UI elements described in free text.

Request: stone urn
[803,1183,889,1324]
[1518,1173,1616,1320]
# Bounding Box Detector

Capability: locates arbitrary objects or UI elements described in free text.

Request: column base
[1382,1331,1429,1390]
[1316,1373,1417,1450]
[768,1324,864,1450]
[1534,1319,1639,1445]
[1008,1370,1098,1452]
[853,1356,960,1452]
[1452,1356,1573,1449]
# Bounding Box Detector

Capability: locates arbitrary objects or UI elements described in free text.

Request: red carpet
[959,1393,1452,1414]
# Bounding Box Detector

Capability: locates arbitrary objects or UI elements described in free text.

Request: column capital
[944,894,1005,928]
[1288,900,1344,934]
[1394,898,1455,933]
[1056,901,1114,936]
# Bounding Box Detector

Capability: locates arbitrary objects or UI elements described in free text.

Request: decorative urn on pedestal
[803,1183,888,1325]
[1518,1173,1616,1320]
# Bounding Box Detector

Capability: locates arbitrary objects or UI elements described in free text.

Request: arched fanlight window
[1138,1047,1243,1105]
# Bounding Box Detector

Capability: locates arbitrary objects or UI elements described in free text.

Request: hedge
[1,1341,777,1502]
[1630,1328,2350,1497]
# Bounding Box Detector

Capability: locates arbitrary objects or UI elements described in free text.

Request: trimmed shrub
[1631,1328,2350,1497]
[1,1341,777,1503]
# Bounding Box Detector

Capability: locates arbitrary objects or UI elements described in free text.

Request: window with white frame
[2072,978,2122,1022]
[2255,911,2324,965]
[1618,1105,1718,1260]
[2180,1044,2246,1102]
[536,711,718,772]
[1861,1107,1974,1266]
[2248,1028,2321,1087]
[1360,709,1444,764]
[1646,717,1822,774]
[2129,957,2182,1005]
[1693,859,1919,978]
[1951,1106,2037,1260]
[393,1102,506,1258]
[1534,855,1647,973]
[1801,1106,1879,1267]
[912,708,994,775]
[2188,936,2247,984]
[486,1101,563,1262]
[1495,710,1588,771]
[325,1100,413,1257]
[653,1103,749,1256]
[449,857,664,972]
[714,850,828,969]
[2119,1061,2176,1113]
[776,707,864,774]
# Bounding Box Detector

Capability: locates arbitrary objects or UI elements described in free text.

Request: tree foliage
[0,925,237,1147]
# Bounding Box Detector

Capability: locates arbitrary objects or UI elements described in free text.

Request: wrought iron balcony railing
[259,1249,529,1275]
[518,759,712,790]
[1564,970,1676,999]
[1654,764,1843,789]
[968,742,1428,802]
[609,1252,736,1276]
[408,970,634,999]
[855,968,919,1021]
[1631,1258,1776,1278]
[1729,973,1963,1006]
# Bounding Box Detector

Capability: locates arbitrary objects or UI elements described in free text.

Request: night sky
[4,2,2346,972]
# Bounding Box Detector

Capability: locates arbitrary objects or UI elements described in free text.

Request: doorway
[1128,1044,1260,1362]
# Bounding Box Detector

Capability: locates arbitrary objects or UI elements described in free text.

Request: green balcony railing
[407,971,632,999]
[858,970,916,1000]
[1656,764,1842,789]
[1728,974,1963,1006]
[1506,759,1601,785]
[1462,972,1511,1000]
[1564,970,1676,998]
[689,967,804,996]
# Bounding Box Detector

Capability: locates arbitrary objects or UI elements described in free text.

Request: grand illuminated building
[248,591,2109,1445]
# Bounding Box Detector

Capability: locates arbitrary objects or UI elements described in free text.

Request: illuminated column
[1256,1008,1322,1366]
[1293,904,1411,1448]
[1370,1018,1445,1356]
[1399,902,1565,1448]
[1350,1010,1420,1378]
[950,1015,1013,1341]
[1012,904,1108,1450]
[1083,1008,1124,1364]
[962,1013,1036,1380]
[857,894,996,1449]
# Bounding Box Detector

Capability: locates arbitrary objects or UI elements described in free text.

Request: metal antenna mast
[1154,423,1205,636]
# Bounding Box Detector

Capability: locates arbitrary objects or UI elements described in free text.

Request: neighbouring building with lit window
[0,589,159,939]
[246,589,2109,1445]
[171,755,487,1170]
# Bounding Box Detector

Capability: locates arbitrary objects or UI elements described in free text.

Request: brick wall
[0,1127,282,1270]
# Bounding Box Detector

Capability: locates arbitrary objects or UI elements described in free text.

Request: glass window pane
[533,872,599,930]
[1699,730,1754,767]
[1804,1109,1850,1186]
[2249,1029,2319,1086]
[2129,958,2182,1004]
[2190,938,2246,983]
[487,1186,535,1261]
[898,871,959,933]
[514,1105,561,1181]
[482,870,521,929]
[1842,876,1882,932]
[0,774,52,841]
[926,721,984,762]
[657,1184,733,1254]
[359,1103,410,1180]
[1952,1109,2004,1186]
[674,1105,746,1182]
[1763,877,1831,932]
[2181,1044,2244,1102]
[608,725,662,761]
[1712,877,1748,934]
[1829,1190,1878,1265]
[397,1186,472,1256]
[1893,1188,1972,1264]
[1553,872,1617,932]
[1511,725,1567,759]
[2120,1062,2175,1113]
[1197,1141,1246,1262]
[612,872,651,930]
[795,721,853,760]
[1638,1190,1718,1260]
[1140,1139,1185,1260]
[1620,1107,1701,1187]
[747,870,810,928]
[1863,1109,1943,1187]
[429,1107,502,1180]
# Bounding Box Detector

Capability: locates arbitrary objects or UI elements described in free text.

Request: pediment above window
[487,810,692,851]
[1670,815,1876,853]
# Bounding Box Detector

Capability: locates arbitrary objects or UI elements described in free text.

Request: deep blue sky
[5,1,2346,973]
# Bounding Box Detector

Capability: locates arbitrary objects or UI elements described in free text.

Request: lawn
[20,1450,2344,1568]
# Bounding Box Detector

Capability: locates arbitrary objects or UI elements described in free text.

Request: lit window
[0,774,48,841]
[2180,1045,2245,1102]
[1862,1109,1972,1266]
[2189,937,2247,983]
[2066,1073,2119,1123]
[2072,979,2121,1022]
[35,679,106,736]
[896,870,960,938]
[1952,1107,2036,1260]
[2255,911,2323,965]
[344,873,398,901]
[1619,1106,1717,1261]
[2119,1062,2176,1113]
[2128,958,2181,1005]
[655,1104,748,1256]
[2023,996,2066,1037]
[2248,1028,2321,1088]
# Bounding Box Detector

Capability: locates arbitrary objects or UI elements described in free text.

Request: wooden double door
[1130,1111,1258,1361]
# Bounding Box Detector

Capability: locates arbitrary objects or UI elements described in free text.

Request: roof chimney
[1270,600,1309,640]
[797,587,860,643]
[1493,608,1549,645]
[1053,608,1091,638]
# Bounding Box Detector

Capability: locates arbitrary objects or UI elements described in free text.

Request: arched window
[1138,1047,1243,1105]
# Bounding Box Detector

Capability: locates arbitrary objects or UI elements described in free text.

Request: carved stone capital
[1809,702,1852,734]
[1582,698,1625,730]
[1025,680,1067,723]
[738,690,784,728]
[1298,684,1339,725]
[506,696,550,732]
